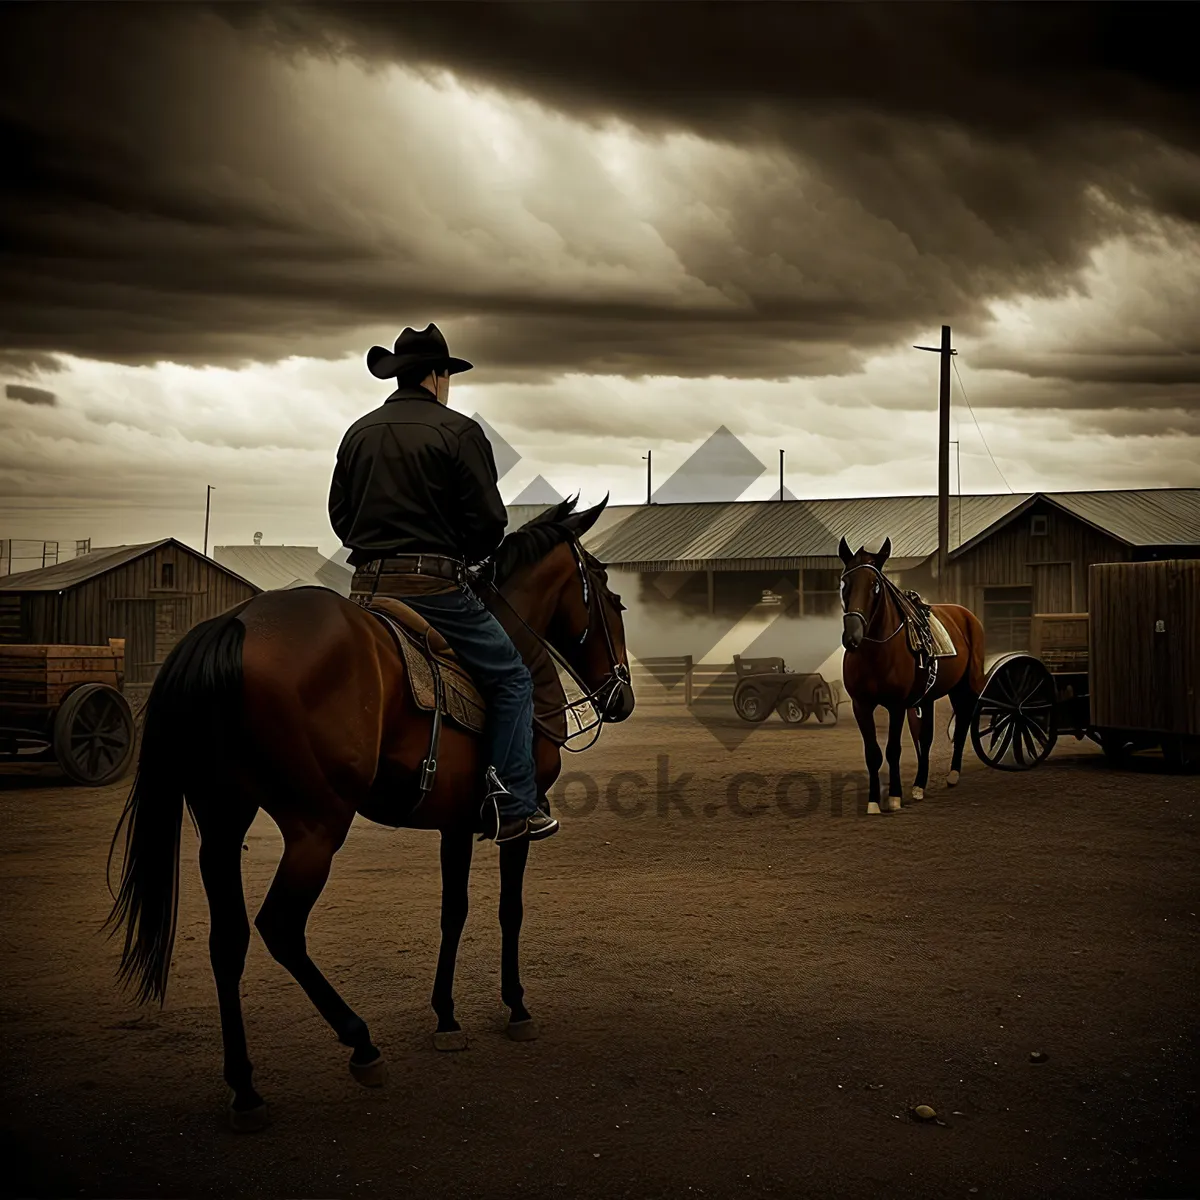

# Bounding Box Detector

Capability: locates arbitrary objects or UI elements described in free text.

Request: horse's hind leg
[198,806,265,1131]
[254,824,386,1087]
[884,706,906,813]
[431,830,473,1052]
[500,837,537,1040]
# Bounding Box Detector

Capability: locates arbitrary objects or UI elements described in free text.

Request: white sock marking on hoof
[866,801,881,814]
[911,787,924,802]
[886,795,901,812]
[946,770,960,787]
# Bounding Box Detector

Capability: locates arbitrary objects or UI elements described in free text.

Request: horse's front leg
[907,706,934,802]
[499,836,537,1040]
[884,705,906,812]
[852,698,884,814]
[431,829,473,1051]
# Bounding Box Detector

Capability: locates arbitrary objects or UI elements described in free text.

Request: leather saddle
[365,597,486,733]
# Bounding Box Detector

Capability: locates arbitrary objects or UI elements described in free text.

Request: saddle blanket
[366,598,487,734]
[928,614,958,658]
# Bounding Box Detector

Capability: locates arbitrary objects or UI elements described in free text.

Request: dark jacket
[328,388,509,567]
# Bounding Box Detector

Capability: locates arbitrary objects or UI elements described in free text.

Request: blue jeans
[400,588,538,819]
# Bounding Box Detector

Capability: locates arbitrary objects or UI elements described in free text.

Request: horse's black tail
[103,607,248,1006]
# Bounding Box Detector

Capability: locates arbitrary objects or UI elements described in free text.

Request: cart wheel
[970,654,1058,771]
[733,683,772,723]
[53,683,136,786]
[776,696,809,724]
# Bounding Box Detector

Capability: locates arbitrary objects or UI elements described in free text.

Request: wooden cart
[0,640,136,785]
[731,655,838,725]
[967,559,1199,772]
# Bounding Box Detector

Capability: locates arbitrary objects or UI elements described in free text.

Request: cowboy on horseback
[328,323,558,844]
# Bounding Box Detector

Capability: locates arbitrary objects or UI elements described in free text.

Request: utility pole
[642,452,652,504]
[914,325,956,585]
[779,449,784,500]
[203,485,214,557]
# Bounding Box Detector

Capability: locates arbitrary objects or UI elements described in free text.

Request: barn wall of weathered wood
[945,500,1130,612]
[18,545,257,681]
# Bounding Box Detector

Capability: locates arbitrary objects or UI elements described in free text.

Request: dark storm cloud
[5,384,57,407]
[0,2,1197,385]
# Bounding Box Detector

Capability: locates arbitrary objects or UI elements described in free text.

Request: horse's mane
[492,495,582,586]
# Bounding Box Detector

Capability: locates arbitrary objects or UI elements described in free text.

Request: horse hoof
[349,1056,388,1087]
[946,770,960,787]
[228,1102,271,1133]
[866,801,881,815]
[507,1018,539,1042]
[911,787,924,802]
[433,1029,469,1052]
[885,796,901,812]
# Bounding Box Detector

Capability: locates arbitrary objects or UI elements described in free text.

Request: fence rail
[629,654,844,713]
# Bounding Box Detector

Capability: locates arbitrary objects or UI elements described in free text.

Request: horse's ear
[566,494,609,538]
[837,536,853,567]
[877,537,891,568]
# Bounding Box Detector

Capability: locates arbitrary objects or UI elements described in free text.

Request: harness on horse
[841,564,941,716]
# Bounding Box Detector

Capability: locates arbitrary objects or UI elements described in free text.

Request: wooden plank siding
[1089,560,1200,737]
[9,543,258,680]
[944,500,1130,613]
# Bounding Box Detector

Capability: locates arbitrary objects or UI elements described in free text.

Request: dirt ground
[2,697,1197,1200]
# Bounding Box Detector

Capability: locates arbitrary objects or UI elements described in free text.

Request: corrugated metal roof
[0,540,168,591]
[591,494,1030,566]
[212,545,353,595]
[505,503,638,550]
[1047,489,1200,547]
[590,488,1200,568]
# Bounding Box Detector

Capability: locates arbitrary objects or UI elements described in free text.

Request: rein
[478,539,629,752]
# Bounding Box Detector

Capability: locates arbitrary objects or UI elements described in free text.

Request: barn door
[1031,562,1074,614]
[107,600,156,683]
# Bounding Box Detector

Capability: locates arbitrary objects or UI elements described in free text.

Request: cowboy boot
[480,767,558,843]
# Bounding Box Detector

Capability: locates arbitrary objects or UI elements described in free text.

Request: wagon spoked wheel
[53,683,136,786]
[970,655,1058,771]
[776,695,809,724]
[734,683,772,723]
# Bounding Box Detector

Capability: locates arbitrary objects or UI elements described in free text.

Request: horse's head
[493,494,635,723]
[837,535,892,652]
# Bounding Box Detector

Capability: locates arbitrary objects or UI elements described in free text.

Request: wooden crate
[0,641,124,711]
[1089,560,1199,736]
[1031,613,1089,673]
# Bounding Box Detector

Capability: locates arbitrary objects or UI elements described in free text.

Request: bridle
[478,539,630,751]
[840,562,904,644]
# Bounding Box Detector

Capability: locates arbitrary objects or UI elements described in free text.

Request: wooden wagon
[967,559,1199,772]
[731,654,838,725]
[0,640,136,785]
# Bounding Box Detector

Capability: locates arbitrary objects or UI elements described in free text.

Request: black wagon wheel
[53,683,136,786]
[970,654,1058,771]
[776,694,810,724]
[733,682,773,723]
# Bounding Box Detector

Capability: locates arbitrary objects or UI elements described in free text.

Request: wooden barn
[0,539,260,682]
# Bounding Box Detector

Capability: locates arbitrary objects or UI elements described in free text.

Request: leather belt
[357,554,466,584]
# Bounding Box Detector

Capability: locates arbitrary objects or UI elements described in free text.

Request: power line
[952,356,1013,494]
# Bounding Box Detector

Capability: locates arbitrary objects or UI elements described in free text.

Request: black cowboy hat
[366,323,473,381]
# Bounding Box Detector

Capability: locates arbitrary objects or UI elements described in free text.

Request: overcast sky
[1,2,1197,559]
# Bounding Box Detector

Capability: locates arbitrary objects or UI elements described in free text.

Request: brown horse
[838,537,985,814]
[105,496,633,1130]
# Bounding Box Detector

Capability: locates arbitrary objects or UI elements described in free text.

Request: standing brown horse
[838,536,985,814]
[105,496,633,1130]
